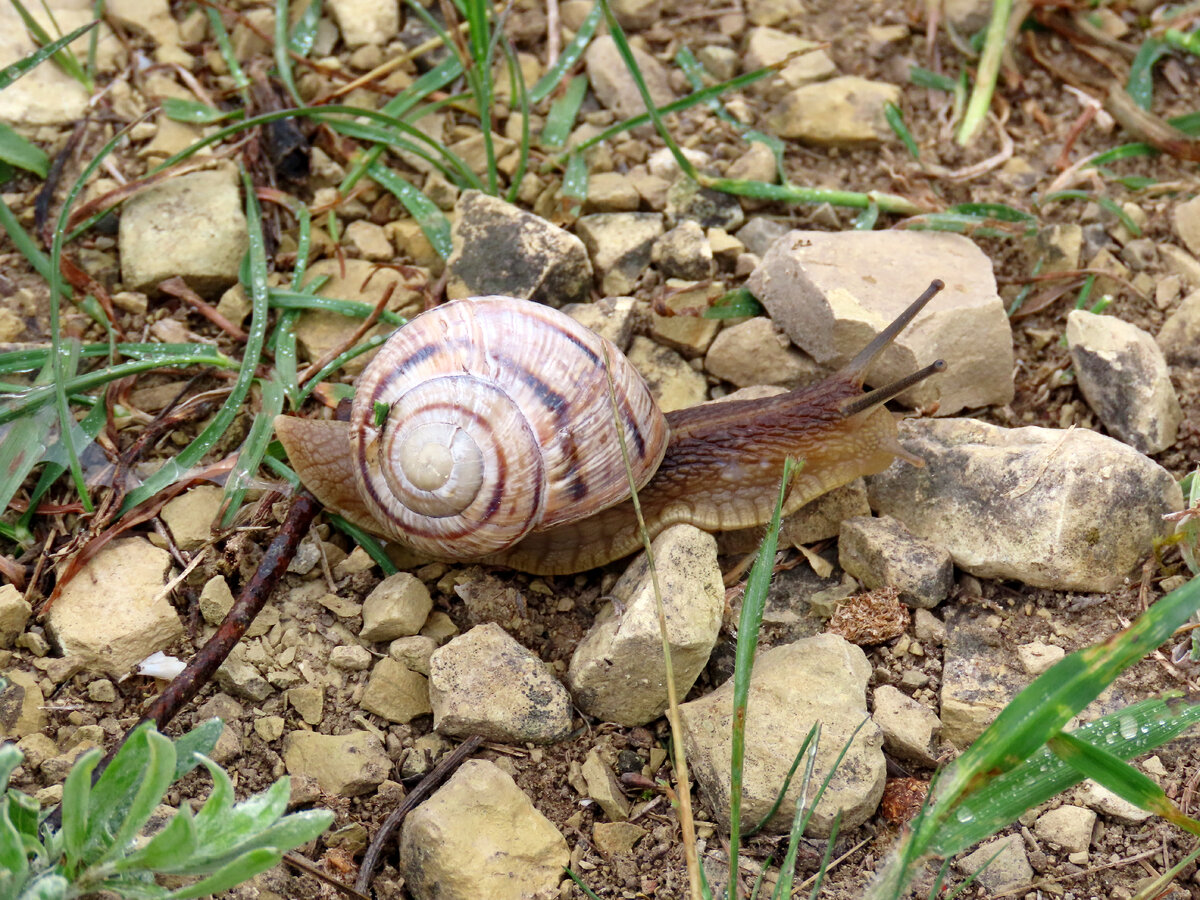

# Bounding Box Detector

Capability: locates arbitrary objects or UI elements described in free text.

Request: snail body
[276,283,946,575]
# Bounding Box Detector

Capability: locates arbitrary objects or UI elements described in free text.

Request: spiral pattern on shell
[349,296,670,558]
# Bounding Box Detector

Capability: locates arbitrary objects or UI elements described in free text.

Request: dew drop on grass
[954,808,975,824]
[1119,716,1139,741]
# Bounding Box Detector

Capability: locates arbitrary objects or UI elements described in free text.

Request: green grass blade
[0,18,97,91]
[294,334,388,402]
[205,7,249,100]
[0,122,48,178]
[853,201,880,230]
[1164,27,1200,56]
[289,0,322,54]
[530,1,602,104]
[120,169,270,511]
[369,161,453,259]
[909,66,958,91]
[502,40,532,204]
[1049,731,1200,832]
[1127,38,1169,110]
[9,0,92,90]
[273,0,303,106]
[327,512,398,574]
[946,202,1035,223]
[0,404,54,516]
[220,376,286,528]
[161,98,242,124]
[885,102,919,159]
[561,151,588,211]
[729,458,795,882]
[267,289,407,325]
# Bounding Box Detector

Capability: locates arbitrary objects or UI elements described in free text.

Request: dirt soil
[3,1,1200,898]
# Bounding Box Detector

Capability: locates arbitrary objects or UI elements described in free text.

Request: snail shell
[347,296,669,558]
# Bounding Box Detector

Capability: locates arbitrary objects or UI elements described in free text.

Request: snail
[275,281,947,575]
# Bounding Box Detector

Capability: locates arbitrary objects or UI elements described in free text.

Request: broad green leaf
[10,874,68,900]
[0,745,22,792]
[60,747,101,863]
[170,719,223,782]
[114,806,198,873]
[84,725,156,860]
[0,802,30,900]
[164,847,281,899]
[703,288,764,319]
[94,731,177,867]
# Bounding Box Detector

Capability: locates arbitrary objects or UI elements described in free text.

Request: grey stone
[0,585,31,649]
[575,213,663,295]
[940,606,1027,747]
[1158,289,1200,364]
[1034,805,1096,854]
[872,684,941,764]
[568,525,723,726]
[749,230,1013,414]
[360,573,433,642]
[119,168,248,296]
[1067,310,1182,454]
[680,634,884,837]
[399,760,568,900]
[665,178,745,231]
[867,419,1181,591]
[652,221,713,280]
[956,834,1033,894]
[447,192,591,307]
[361,657,431,724]
[704,318,819,388]
[282,730,390,797]
[585,36,675,119]
[769,77,900,145]
[838,515,954,609]
[430,623,571,743]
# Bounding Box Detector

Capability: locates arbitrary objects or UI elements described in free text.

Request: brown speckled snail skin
[275,281,946,575]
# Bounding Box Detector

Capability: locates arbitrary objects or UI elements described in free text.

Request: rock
[195,695,244,764]
[0,670,45,739]
[737,218,790,257]
[1066,310,1182,454]
[650,280,722,356]
[1158,243,1200,290]
[282,730,391,797]
[158,485,222,551]
[697,45,738,81]
[1080,781,1152,824]
[749,230,1014,414]
[939,606,1026,747]
[707,227,745,262]
[214,654,272,703]
[575,213,663,295]
[611,0,660,30]
[1173,195,1200,256]
[625,336,708,412]
[327,0,399,46]
[581,750,630,821]
[429,623,571,744]
[446,192,592,307]
[360,573,433,642]
[105,0,189,65]
[665,178,745,231]
[866,419,1183,592]
[198,575,235,626]
[389,635,438,675]
[1157,289,1200,364]
[0,5,120,125]
[743,27,837,94]
[0,585,31,648]
[1016,641,1065,676]
[87,678,116,703]
[1034,224,1083,275]
[585,36,675,119]
[593,821,646,856]
[680,634,885,836]
[955,834,1033,894]
[872,685,941,765]
[568,525,723,726]
[563,296,639,351]
[652,221,713,280]
[287,685,325,725]
[725,141,778,184]
[1034,805,1096,854]
[296,259,419,374]
[344,220,393,260]
[838,515,954,609]
[119,169,249,296]
[769,77,900,145]
[583,172,641,213]
[45,538,182,677]
[704,317,819,388]
[330,644,372,671]
[400,760,568,900]
[361,657,432,724]
[745,0,805,26]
